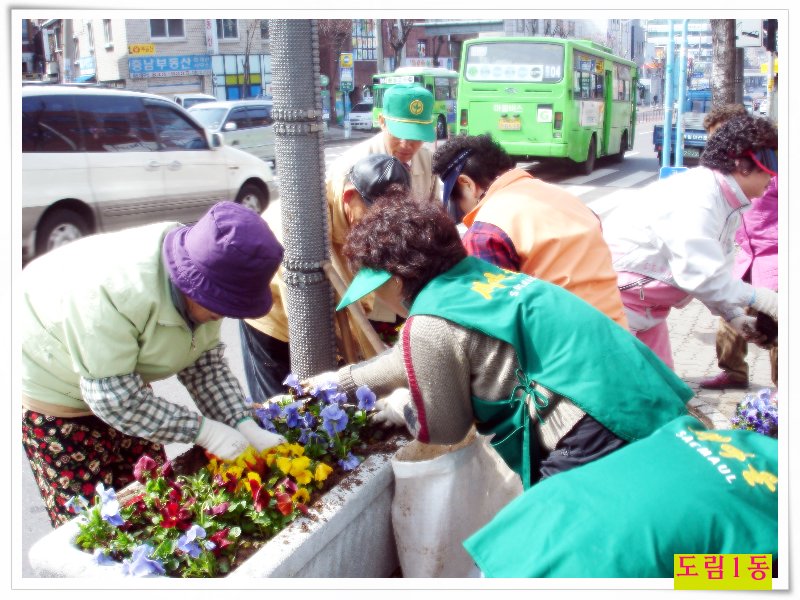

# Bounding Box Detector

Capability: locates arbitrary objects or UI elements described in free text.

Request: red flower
[252,486,270,513]
[205,502,229,516]
[132,454,158,484]
[275,492,293,516]
[33,428,45,438]
[159,501,193,530]
[81,482,95,497]
[208,528,232,555]
[160,461,174,478]
[72,430,86,443]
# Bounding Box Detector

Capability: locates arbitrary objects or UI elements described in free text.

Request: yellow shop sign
[129,44,155,56]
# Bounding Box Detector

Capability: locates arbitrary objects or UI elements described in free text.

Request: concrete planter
[28,446,403,578]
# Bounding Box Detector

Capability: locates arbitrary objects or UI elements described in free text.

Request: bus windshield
[464,42,564,83]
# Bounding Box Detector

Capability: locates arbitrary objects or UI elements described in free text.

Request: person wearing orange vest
[432,134,628,329]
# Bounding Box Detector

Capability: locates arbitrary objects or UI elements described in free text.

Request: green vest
[409,257,693,488]
[463,415,779,578]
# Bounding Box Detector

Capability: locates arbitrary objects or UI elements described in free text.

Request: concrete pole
[269,19,338,379]
[374,18,384,73]
[766,51,775,119]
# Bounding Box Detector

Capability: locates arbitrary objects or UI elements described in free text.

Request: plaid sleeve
[463,222,521,272]
[176,342,250,428]
[80,373,200,444]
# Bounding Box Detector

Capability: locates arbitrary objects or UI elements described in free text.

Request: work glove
[371,388,411,428]
[236,418,287,453]
[728,315,766,346]
[195,417,250,461]
[750,288,778,320]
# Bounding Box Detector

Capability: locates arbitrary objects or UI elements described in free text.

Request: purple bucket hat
[162,201,283,319]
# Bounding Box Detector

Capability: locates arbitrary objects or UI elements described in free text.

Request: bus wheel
[578,136,596,175]
[436,115,448,140]
[614,132,628,163]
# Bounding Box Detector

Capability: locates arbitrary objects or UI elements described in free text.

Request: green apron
[409,257,693,488]
[463,415,779,577]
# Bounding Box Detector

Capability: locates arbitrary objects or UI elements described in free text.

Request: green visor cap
[336,268,392,311]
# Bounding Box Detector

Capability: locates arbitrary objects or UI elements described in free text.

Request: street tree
[318,19,352,123]
[710,19,736,107]
[387,19,416,69]
[240,20,262,99]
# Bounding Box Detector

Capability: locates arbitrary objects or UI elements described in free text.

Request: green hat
[336,267,392,311]
[382,84,436,143]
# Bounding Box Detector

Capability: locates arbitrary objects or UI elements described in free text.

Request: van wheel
[614,132,628,163]
[578,136,596,175]
[436,115,448,140]
[235,183,267,212]
[35,209,89,256]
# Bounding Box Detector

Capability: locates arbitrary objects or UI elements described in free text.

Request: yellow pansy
[276,456,293,475]
[314,463,333,482]
[287,443,305,457]
[293,488,310,504]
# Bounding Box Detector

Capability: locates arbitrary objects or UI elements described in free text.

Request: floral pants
[22,410,166,528]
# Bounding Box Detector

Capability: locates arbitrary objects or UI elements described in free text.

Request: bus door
[602,68,613,156]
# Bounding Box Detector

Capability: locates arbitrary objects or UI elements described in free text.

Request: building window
[103,19,113,46]
[216,19,238,40]
[22,20,30,43]
[351,19,376,61]
[417,39,427,58]
[260,20,269,39]
[87,21,94,53]
[149,19,184,40]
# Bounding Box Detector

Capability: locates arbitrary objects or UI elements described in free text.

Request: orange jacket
[463,169,628,329]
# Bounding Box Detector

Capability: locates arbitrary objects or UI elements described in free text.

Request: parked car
[189,100,275,167]
[22,86,277,264]
[346,102,375,131]
[173,93,217,109]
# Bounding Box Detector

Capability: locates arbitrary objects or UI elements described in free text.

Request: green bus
[371,67,459,140]
[456,37,637,174]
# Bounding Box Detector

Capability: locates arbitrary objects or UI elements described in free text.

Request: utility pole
[374,18,383,73]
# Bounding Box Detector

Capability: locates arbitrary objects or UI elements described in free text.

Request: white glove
[371,388,411,428]
[236,418,287,452]
[728,315,764,344]
[750,288,778,320]
[302,371,339,393]
[195,417,250,461]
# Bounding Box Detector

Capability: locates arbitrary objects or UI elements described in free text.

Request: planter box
[28,443,405,578]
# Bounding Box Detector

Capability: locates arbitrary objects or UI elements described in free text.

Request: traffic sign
[320,74,330,87]
[339,53,354,68]
[735,20,762,47]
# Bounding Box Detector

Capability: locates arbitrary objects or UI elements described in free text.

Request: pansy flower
[176,524,207,559]
[121,544,165,577]
[356,386,376,411]
[313,462,334,483]
[282,373,304,396]
[338,452,361,471]
[320,404,348,436]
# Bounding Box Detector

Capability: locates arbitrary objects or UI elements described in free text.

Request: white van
[173,93,217,109]
[22,85,277,263]
[189,100,275,167]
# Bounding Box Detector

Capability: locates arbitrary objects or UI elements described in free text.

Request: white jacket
[602,167,755,322]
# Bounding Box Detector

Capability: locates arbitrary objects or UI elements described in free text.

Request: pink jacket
[733,177,778,290]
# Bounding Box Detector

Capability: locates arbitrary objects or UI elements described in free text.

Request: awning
[74,74,96,82]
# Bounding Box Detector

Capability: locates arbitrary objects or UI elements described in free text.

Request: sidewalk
[322,124,374,146]
[667,298,776,429]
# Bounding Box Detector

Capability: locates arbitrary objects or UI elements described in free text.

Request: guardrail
[637,107,662,123]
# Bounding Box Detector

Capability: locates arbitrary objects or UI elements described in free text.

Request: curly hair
[432,134,515,197]
[703,103,747,134]
[700,114,777,173]
[343,190,467,301]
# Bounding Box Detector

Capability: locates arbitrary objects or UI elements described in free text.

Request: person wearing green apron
[318,193,694,488]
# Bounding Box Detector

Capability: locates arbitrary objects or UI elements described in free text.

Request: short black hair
[700,114,777,173]
[432,134,515,198]
[343,190,466,301]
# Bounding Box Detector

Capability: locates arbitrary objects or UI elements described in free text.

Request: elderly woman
[601,114,779,368]
[22,202,286,526]
[316,193,693,489]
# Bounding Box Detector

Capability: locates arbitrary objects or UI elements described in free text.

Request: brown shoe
[699,372,748,390]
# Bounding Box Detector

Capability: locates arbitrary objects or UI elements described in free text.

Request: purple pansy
[338,452,361,471]
[356,385,376,411]
[121,544,166,577]
[282,373,304,395]
[320,404,348,437]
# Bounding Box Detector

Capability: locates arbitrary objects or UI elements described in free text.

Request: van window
[22,95,82,152]
[145,101,210,150]
[74,95,159,152]
[247,105,273,126]
[227,107,251,129]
